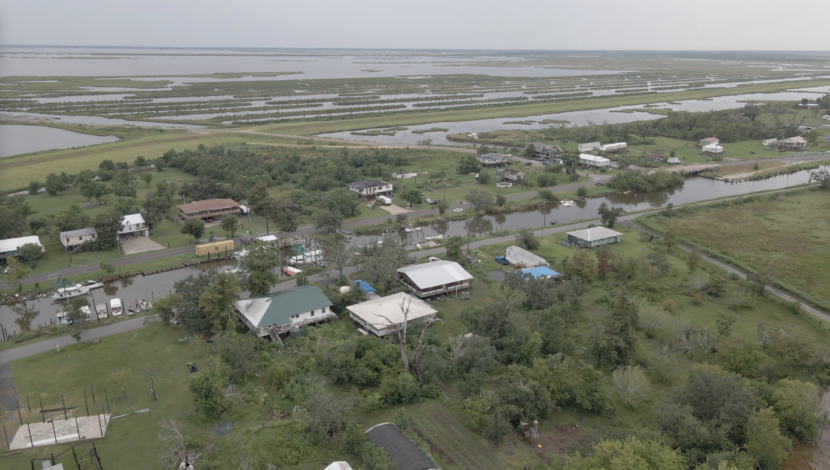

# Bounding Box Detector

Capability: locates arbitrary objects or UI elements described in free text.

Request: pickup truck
[494,256,510,265]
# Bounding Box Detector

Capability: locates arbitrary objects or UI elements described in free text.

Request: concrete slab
[10,414,111,450]
[378,204,412,215]
[121,237,165,255]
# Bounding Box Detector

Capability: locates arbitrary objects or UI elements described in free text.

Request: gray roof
[398,260,473,290]
[59,227,97,238]
[348,180,390,190]
[365,423,437,470]
[567,227,623,242]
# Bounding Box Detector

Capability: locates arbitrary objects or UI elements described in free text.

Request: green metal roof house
[233,286,334,339]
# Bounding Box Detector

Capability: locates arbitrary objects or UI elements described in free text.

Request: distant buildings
[59,228,97,251]
[567,227,623,249]
[477,153,511,168]
[177,198,242,222]
[392,171,418,179]
[397,260,473,297]
[347,180,393,199]
[698,137,720,147]
[646,153,665,162]
[529,142,563,160]
[701,143,724,155]
[234,285,334,339]
[776,136,807,151]
[578,142,601,152]
[0,235,45,260]
[579,154,610,167]
[118,213,148,239]
[762,138,778,148]
[496,168,526,184]
[599,142,627,153]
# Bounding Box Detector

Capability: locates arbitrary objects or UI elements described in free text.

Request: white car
[452,208,464,213]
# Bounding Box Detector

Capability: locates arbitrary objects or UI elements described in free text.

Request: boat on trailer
[110,298,123,316]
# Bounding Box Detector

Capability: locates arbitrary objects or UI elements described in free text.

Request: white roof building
[701,143,724,154]
[505,246,549,267]
[324,463,355,470]
[578,142,601,152]
[0,235,45,259]
[579,153,611,167]
[599,142,627,152]
[347,292,437,337]
[566,227,623,248]
[397,260,474,297]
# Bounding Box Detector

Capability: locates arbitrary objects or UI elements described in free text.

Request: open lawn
[640,189,830,309]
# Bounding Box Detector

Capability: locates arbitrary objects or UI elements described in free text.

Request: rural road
[0,176,609,291]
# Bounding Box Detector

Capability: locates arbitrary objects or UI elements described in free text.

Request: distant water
[0,124,118,157]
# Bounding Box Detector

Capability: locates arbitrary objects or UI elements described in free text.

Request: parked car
[426,198,438,205]
[525,162,533,166]
[494,256,509,265]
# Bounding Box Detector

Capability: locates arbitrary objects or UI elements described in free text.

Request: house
[496,168,526,184]
[392,171,418,179]
[701,143,724,155]
[118,213,149,239]
[578,142,601,152]
[599,142,627,153]
[324,463,354,470]
[646,153,664,162]
[698,137,720,147]
[477,153,511,168]
[505,246,549,267]
[177,198,241,222]
[234,285,335,339]
[823,115,830,121]
[0,235,45,260]
[762,138,778,148]
[775,136,807,151]
[365,423,438,470]
[579,153,610,167]
[530,142,563,160]
[59,227,97,251]
[347,180,393,199]
[666,157,681,164]
[566,227,623,248]
[798,103,819,109]
[397,260,473,297]
[346,292,437,337]
[521,266,564,279]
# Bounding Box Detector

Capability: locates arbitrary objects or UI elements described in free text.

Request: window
[310,310,315,317]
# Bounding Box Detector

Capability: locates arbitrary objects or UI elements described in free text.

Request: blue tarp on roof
[354,280,376,293]
[521,266,562,279]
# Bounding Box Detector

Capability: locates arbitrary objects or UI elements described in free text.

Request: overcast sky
[1,0,828,51]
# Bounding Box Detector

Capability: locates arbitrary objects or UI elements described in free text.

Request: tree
[320,233,354,280]
[568,250,596,278]
[478,171,492,184]
[743,103,762,121]
[100,261,115,275]
[466,189,493,212]
[564,437,685,470]
[716,311,737,339]
[44,172,66,196]
[181,219,206,242]
[141,172,153,188]
[105,368,136,398]
[93,210,124,250]
[357,233,410,293]
[12,303,39,331]
[152,293,183,325]
[66,297,91,328]
[687,250,700,272]
[457,155,479,174]
[99,159,116,171]
[217,331,261,382]
[274,208,297,233]
[663,228,678,249]
[495,194,507,207]
[0,206,27,239]
[525,144,537,158]
[80,180,111,202]
[436,199,449,215]
[243,242,280,296]
[746,407,792,470]
[516,227,540,250]
[189,365,229,421]
[399,187,422,208]
[747,269,772,297]
[198,273,240,331]
[612,366,650,408]
[597,203,624,228]
[18,243,44,262]
[380,294,441,378]
[576,186,588,198]
[314,210,343,234]
[7,258,31,290]
[771,378,826,441]
[220,215,241,238]
[158,419,199,469]
[28,181,41,195]
[114,197,135,215]
[445,236,464,262]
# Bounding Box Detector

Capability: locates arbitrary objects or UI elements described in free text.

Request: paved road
[0,316,158,365]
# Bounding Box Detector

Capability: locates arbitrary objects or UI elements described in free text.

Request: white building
[346,292,437,337]
[0,235,45,260]
[599,142,627,153]
[505,246,549,267]
[59,228,97,250]
[701,143,724,155]
[579,153,611,167]
[118,213,148,239]
[324,463,355,470]
[578,142,601,152]
[823,115,830,121]
[567,227,623,248]
[234,285,335,339]
[347,180,393,199]
[397,260,474,297]
[392,171,418,179]
[762,138,778,148]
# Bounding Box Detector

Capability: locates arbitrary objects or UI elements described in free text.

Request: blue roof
[353,280,375,293]
[521,266,561,279]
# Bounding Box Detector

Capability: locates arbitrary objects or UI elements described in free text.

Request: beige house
[177,198,242,222]
[59,228,97,251]
[775,136,807,151]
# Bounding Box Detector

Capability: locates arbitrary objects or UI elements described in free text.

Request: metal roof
[59,227,97,238]
[177,198,240,214]
[348,180,390,190]
[234,286,332,328]
[324,463,354,470]
[397,260,473,290]
[346,293,436,331]
[121,213,145,225]
[579,154,610,163]
[0,235,43,254]
[365,423,437,470]
[521,266,562,278]
[567,227,623,242]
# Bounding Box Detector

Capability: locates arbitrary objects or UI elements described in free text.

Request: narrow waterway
[0,169,818,333]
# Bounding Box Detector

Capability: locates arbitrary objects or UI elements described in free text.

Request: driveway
[379,204,413,215]
[121,238,166,255]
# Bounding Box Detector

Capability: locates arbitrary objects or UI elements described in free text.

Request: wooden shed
[195,240,235,257]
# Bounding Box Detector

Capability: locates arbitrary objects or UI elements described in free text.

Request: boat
[622,190,632,195]
[452,208,464,213]
[283,266,302,276]
[52,283,90,300]
[424,235,446,241]
[560,200,575,207]
[56,308,72,325]
[139,300,152,311]
[96,304,108,318]
[404,225,422,233]
[128,306,137,314]
[85,280,105,290]
[80,306,92,318]
[110,298,123,316]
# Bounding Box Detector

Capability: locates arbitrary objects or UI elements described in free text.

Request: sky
[1,0,828,51]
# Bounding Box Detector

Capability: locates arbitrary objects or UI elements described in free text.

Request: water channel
[0,124,120,157]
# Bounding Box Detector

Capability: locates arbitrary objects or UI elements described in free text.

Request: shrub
[662,299,675,313]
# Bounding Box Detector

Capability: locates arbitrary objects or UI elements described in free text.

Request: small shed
[505,246,549,267]
[566,227,623,248]
[195,240,235,256]
[521,266,563,279]
[365,423,437,470]
[579,154,610,167]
